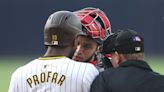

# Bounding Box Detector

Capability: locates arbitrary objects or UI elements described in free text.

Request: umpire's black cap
[102,29,144,54]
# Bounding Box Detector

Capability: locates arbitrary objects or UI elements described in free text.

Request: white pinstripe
[8,57,99,92]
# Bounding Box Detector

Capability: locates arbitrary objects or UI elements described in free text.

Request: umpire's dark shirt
[90,60,164,92]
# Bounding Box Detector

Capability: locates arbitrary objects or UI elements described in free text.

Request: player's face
[72,36,98,62]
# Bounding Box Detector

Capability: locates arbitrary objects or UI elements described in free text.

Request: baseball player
[8,10,99,92]
[72,7,112,70]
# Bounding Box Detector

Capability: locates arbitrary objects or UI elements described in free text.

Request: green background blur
[0,56,163,92]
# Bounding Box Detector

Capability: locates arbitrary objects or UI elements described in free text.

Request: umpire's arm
[90,72,109,92]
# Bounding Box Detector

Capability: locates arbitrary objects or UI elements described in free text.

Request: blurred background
[0,0,164,91]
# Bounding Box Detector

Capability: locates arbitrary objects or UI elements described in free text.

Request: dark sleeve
[90,72,109,92]
[151,76,164,92]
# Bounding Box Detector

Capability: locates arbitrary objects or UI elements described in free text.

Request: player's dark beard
[84,53,96,63]
[84,48,98,63]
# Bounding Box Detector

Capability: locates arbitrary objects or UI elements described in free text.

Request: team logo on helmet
[51,34,58,45]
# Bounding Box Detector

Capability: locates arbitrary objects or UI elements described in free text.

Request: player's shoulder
[10,64,25,79]
[70,58,96,67]
[12,59,37,74]
[74,61,98,74]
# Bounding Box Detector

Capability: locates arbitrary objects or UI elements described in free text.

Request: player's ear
[114,51,120,62]
[111,51,120,68]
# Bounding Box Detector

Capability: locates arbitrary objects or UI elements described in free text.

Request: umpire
[90,29,164,92]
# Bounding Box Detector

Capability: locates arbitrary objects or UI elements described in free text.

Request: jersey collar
[38,56,66,60]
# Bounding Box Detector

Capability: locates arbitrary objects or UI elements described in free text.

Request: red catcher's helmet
[74,7,112,45]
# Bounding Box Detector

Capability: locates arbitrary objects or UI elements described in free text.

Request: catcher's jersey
[8,56,99,92]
